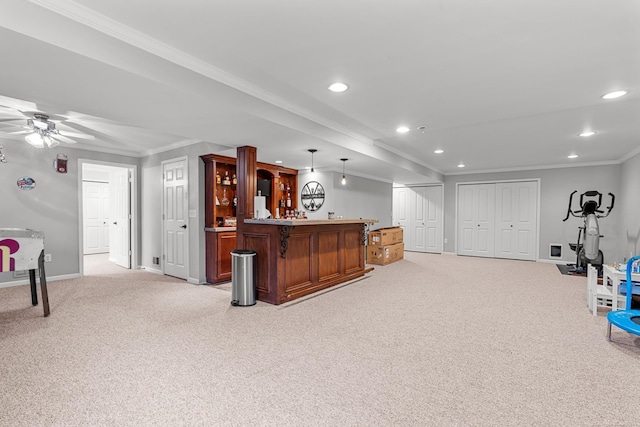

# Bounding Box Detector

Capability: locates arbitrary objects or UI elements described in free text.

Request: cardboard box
[369,227,403,246]
[366,242,404,266]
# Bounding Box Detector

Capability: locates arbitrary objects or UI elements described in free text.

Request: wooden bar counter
[240,218,377,305]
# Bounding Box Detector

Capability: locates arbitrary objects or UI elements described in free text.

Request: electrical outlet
[44,253,52,262]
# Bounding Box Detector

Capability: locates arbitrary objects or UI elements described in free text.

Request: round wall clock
[301,181,325,212]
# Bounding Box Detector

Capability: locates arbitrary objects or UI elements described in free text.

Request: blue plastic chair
[607,255,640,341]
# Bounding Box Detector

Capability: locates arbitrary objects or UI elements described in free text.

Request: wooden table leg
[38,251,50,317]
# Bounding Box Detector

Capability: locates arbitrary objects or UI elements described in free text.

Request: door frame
[78,159,138,276]
[455,178,541,260]
[161,156,189,279]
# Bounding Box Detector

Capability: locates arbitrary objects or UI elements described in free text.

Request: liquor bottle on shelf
[223,171,231,185]
[216,170,221,184]
[233,191,237,207]
[232,173,237,185]
[221,188,230,206]
[286,191,291,208]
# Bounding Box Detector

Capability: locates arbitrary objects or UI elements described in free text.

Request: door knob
[113,221,117,225]
[180,225,187,229]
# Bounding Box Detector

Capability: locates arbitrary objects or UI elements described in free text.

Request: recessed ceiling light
[579,131,596,137]
[275,160,283,164]
[457,163,465,168]
[396,126,410,133]
[602,90,628,100]
[568,154,578,159]
[434,149,444,154]
[328,82,349,93]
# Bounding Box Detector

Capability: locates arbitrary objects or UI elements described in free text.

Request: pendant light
[308,149,317,172]
[340,158,348,185]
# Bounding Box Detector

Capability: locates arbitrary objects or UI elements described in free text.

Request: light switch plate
[188,209,197,218]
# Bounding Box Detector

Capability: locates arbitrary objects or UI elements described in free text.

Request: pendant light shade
[308,149,317,172]
[340,158,348,185]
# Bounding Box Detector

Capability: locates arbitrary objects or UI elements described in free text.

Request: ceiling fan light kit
[0,102,93,148]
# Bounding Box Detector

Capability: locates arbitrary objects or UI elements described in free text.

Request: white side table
[602,264,640,311]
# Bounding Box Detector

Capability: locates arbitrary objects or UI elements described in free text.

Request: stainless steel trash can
[230,249,256,306]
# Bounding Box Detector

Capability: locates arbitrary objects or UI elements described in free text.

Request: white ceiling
[0,0,638,184]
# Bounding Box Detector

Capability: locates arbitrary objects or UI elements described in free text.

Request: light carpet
[1,252,639,426]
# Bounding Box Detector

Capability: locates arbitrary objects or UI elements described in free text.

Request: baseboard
[141,266,162,275]
[188,277,205,285]
[538,258,570,265]
[0,273,81,289]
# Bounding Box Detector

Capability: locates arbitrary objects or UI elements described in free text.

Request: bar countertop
[244,218,378,226]
[204,227,237,232]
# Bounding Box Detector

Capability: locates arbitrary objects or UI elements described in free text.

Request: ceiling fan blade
[53,134,77,144]
[0,95,38,113]
[5,129,30,135]
[58,130,94,140]
[0,118,27,125]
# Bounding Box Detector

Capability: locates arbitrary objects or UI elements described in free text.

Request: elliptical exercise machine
[562,190,615,272]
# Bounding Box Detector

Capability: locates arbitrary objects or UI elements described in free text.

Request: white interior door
[495,181,538,261]
[163,158,188,279]
[392,186,409,238]
[423,186,443,253]
[393,185,443,253]
[457,184,495,257]
[83,181,110,254]
[109,168,131,268]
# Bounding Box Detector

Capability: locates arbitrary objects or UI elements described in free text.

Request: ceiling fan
[0,111,95,148]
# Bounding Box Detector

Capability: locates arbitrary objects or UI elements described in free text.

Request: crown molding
[30,0,377,148]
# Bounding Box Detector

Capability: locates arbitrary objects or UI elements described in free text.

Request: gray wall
[443,164,622,263]
[4,134,633,287]
[139,141,226,284]
[620,151,640,260]
[0,140,139,284]
[298,170,392,228]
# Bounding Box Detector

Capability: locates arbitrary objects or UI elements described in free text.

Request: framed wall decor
[17,177,36,190]
[301,181,325,212]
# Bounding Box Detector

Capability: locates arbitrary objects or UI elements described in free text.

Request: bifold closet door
[413,186,443,253]
[457,181,537,261]
[457,184,495,257]
[393,186,443,253]
[494,181,537,261]
[392,186,410,238]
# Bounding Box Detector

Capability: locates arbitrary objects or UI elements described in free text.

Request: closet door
[457,184,495,257]
[419,186,443,253]
[494,181,537,261]
[392,186,410,240]
[394,186,443,253]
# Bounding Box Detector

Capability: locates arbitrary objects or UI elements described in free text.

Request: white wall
[620,151,640,260]
[139,141,225,284]
[297,170,392,228]
[443,164,622,263]
[0,139,139,284]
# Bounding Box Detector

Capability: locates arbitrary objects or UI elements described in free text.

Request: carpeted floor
[1,252,640,426]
